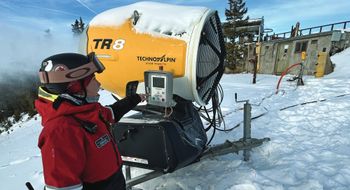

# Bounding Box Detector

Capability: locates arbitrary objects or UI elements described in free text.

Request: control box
[144,71,173,107]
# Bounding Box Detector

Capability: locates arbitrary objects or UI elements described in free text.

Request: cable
[276,62,303,94]
[279,93,350,111]
[164,107,173,118]
[250,92,274,107]
[226,93,350,133]
[194,84,226,145]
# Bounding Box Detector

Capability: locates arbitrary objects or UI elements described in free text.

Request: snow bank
[2,73,350,189]
[329,47,350,78]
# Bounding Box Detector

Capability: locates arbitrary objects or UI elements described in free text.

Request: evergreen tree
[223,0,250,72]
[0,73,39,132]
[79,17,85,32]
[71,17,85,35]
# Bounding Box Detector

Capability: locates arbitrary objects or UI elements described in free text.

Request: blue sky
[0,0,349,35]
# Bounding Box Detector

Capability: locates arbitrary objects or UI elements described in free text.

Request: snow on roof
[89,1,209,39]
[248,18,263,23]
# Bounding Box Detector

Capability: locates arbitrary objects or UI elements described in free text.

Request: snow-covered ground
[1,48,350,189]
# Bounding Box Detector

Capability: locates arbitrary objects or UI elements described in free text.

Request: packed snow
[90,1,209,40]
[1,48,349,189]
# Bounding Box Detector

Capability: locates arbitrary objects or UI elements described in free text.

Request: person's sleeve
[107,94,141,122]
[38,121,85,189]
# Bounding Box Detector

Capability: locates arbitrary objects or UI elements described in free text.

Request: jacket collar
[35,96,101,126]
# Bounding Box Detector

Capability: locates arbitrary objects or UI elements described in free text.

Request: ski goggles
[39,52,105,84]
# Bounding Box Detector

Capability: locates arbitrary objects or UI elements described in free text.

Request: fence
[266,20,350,41]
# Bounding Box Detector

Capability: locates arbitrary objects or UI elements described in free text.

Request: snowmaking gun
[79,2,270,188]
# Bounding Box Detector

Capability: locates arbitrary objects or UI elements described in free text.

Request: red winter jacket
[35,93,141,190]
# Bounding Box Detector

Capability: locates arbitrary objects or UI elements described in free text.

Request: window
[295,41,308,53]
[284,45,289,53]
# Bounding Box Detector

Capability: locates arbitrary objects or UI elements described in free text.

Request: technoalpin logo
[137,55,176,63]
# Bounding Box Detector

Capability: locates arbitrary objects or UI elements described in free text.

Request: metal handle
[235,93,249,104]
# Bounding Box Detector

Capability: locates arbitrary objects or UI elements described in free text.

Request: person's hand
[138,94,148,102]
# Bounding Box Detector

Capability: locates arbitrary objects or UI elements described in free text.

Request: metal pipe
[243,103,251,141]
[125,166,132,190]
[243,102,252,161]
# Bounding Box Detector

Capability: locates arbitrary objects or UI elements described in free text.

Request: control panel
[144,71,173,107]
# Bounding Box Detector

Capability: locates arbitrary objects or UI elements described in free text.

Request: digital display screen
[153,77,165,88]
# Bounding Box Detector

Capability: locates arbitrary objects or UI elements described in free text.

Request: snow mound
[329,47,350,78]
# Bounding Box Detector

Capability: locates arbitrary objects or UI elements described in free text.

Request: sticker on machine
[121,156,149,164]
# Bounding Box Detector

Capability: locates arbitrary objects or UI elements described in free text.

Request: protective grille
[196,12,226,104]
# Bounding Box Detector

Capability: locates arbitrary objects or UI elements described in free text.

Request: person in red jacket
[35,52,146,190]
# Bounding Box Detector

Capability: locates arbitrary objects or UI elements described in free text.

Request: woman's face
[85,76,101,97]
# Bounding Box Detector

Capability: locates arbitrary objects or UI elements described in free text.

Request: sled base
[125,137,270,189]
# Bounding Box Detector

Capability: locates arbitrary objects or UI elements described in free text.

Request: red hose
[275,63,302,94]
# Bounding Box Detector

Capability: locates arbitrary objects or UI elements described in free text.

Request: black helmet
[39,52,105,94]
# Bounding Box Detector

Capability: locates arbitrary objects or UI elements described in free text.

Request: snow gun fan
[79,2,226,173]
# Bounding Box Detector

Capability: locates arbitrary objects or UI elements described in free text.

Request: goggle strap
[89,52,105,73]
[39,61,98,84]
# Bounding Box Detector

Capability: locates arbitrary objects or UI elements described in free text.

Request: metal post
[297,62,304,86]
[235,93,252,161]
[243,102,252,161]
[243,103,251,141]
[252,58,257,84]
[125,166,131,180]
[125,166,132,190]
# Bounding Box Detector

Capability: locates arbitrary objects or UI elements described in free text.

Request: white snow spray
[0,24,79,82]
